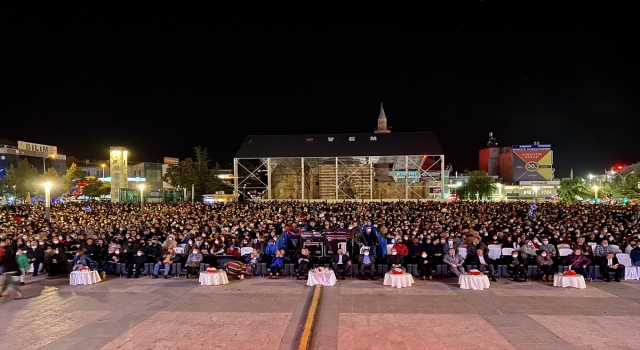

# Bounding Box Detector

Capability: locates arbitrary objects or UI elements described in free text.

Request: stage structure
[233,105,445,200]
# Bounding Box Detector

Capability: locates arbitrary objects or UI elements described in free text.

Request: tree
[163,158,197,189]
[464,171,494,199]
[609,173,640,199]
[3,159,39,199]
[558,177,591,203]
[40,167,66,198]
[163,147,234,199]
[62,163,86,193]
[82,176,111,198]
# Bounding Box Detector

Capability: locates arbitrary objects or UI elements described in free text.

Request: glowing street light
[532,186,539,203]
[593,185,599,200]
[496,183,502,201]
[101,163,106,179]
[43,154,56,173]
[138,184,145,210]
[43,182,52,222]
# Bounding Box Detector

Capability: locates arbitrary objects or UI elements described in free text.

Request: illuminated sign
[163,157,179,165]
[512,144,551,151]
[513,149,553,181]
[17,141,57,154]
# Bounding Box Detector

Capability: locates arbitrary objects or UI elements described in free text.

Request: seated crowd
[1,200,639,286]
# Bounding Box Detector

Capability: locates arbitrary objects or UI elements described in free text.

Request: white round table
[199,271,229,286]
[70,271,102,285]
[307,270,337,286]
[383,272,414,289]
[458,274,490,290]
[553,274,586,289]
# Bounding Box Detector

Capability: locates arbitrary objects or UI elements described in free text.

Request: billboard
[512,145,553,181]
[163,157,179,165]
[18,141,57,154]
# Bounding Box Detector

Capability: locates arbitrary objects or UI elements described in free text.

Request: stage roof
[235,132,443,158]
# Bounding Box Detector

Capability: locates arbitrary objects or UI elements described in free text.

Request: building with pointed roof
[233,105,447,200]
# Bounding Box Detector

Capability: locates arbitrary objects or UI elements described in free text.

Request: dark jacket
[27,246,45,262]
[467,253,492,267]
[331,253,351,265]
[506,254,526,267]
[385,254,404,266]
[296,253,312,266]
[131,254,147,267]
[630,247,640,263]
[146,243,162,259]
[600,256,620,267]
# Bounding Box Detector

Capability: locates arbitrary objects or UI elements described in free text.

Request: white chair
[240,247,253,256]
[458,247,467,259]
[488,244,502,250]
[609,245,621,253]
[178,243,187,249]
[488,247,501,260]
[337,242,347,253]
[559,248,573,257]
[386,244,394,255]
[501,248,514,256]
[616,253,639,280]
[557,243,571,249]
[587,242,597,247]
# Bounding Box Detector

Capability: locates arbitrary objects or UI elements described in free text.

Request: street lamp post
[43,154,56,173]
[101,163,106,179]
[496,183,502,201]
[43,182,51,222]
[593,185,599,201]
[138,184,145,211]
[533,186,539,203]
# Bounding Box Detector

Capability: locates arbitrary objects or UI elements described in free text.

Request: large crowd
[1,200,639,295]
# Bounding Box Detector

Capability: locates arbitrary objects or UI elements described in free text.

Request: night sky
[2,2,638,177]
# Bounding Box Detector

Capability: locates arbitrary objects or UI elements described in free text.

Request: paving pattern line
[298,285,322,350]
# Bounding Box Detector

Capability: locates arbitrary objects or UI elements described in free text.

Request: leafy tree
[40,167,66,197]
[558,177,591,203]
[163,146,233,199]
[467,171,495,199]
[62,163,86,192]
[163,158,197,189]
[82,176,111,198]
[609,173,640,199]
[3,159,40,199]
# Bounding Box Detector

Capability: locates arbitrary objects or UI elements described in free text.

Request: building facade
[0,139,66,178]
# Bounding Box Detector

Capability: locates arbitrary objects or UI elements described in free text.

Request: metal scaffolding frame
[234,154,445,200]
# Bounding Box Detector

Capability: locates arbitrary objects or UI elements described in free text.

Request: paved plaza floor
[1,273,639,350]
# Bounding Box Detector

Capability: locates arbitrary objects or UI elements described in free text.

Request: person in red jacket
[392,238,409,257]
